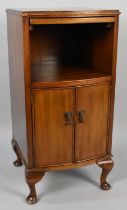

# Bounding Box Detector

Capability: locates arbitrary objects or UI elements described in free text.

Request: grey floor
[0,126,127,210]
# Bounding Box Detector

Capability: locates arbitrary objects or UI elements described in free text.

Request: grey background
[0,0,127,209]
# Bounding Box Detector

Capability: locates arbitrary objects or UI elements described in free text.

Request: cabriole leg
[25,169,45,204]
[97,158,114,190]
[11,139,23,167]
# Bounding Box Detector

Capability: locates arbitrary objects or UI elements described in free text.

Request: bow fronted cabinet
[6,9,120,204]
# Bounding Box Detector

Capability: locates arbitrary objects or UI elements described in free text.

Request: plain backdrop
[0,1,127,210]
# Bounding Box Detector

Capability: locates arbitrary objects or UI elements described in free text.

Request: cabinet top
[6,8,120,17]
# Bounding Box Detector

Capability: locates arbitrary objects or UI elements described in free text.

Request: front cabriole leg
[97,158,114,190]
[25,169,45,204]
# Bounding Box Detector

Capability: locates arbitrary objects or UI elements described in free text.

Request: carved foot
[11,139,23,167]
[25,169,45,204]
[97,158,114,190]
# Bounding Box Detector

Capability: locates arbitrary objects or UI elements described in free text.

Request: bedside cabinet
[6,9,120,204]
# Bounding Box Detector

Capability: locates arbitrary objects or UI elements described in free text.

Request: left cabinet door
[32,88,74,167]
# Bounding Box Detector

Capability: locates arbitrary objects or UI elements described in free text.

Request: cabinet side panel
[108,16,119,154]
[7,14,28,164]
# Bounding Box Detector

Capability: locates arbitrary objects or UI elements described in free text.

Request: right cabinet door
[75,83,111,161]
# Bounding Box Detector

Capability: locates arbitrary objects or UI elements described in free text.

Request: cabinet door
[33,88,74,167]
[75,83,111,161]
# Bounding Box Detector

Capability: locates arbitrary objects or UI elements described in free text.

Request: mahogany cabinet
[6,9,120,204]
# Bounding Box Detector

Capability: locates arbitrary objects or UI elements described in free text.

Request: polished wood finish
[25,169,45,204]
[32,88,74,167]
[7,9,120,204]
[30,23,114,81]
[30,17,115,25]
[31,76,112,89]
[108,17,119,154]
[75,83,111,161]
[7,14,28,164]
[6,9,120,17]
[31,67,111,84]
[91,23,114,75]
[97,158,114,190]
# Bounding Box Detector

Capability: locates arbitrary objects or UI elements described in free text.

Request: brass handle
[64,112,73,124]
[77,110,85,123]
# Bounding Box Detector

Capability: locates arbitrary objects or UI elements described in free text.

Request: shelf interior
[30,23,114,85]
[31,65,111,83]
